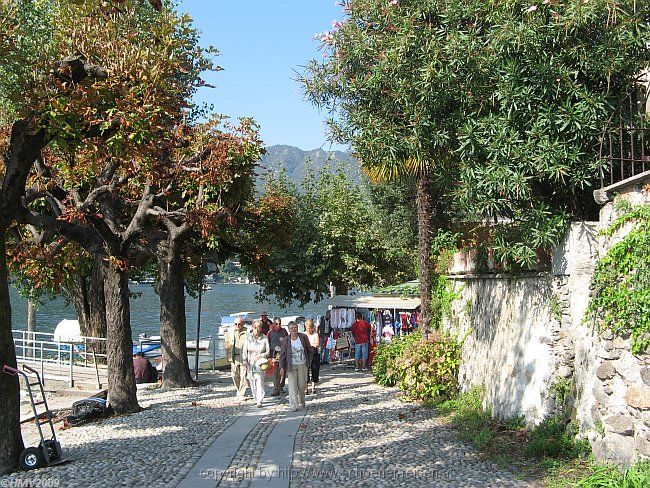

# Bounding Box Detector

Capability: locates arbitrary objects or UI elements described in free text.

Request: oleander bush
[372,331,421,387]
[373,331,461,402]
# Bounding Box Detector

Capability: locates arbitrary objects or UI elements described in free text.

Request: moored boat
[217,312,254,339]
[133,334,212,355]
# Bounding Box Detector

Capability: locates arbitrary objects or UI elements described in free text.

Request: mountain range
[256,144,360,186]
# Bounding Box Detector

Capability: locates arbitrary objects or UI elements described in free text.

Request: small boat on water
[186,338,211,351]
[201,284,212,291]
[133,334,211,355]
[217,312,254,339]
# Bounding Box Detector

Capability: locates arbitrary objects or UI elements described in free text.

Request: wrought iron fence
[599,82,650,187]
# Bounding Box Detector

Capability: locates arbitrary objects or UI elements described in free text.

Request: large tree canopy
[0,0,214,469]
[245,165,411,306]
[306,0,649,225]
[302,0,649,322]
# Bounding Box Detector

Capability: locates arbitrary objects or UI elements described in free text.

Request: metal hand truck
[3,364,71,470]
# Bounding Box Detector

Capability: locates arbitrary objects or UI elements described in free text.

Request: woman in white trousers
[245,320,269,407]
[279,321,313,411]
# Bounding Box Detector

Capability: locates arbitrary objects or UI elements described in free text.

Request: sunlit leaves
[303,0,649,267]
[245,165,407,306]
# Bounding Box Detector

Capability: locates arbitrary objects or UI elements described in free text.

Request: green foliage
[395,332,461,401]
[365,177,418,278]
[372,331,421,387]
[430,274,461,330]
[587,204,650,353]
[247,164,411,306]
[550,378,572,415]
[436,387,590,463]
[373,282,418,297]
[435,386,495,448]
[0,0,56,117]
[575,462,650,488]
[373,332,461,402]
[525,416,591,459]
[303,0,649,268]
[549,293,564,323]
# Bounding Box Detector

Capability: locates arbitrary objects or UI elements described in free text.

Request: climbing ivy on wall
[587,203,650,354]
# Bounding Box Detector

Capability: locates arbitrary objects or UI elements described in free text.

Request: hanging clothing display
[330,308,355,329]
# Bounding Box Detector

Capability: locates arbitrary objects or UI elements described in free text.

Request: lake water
[9,284,325,341]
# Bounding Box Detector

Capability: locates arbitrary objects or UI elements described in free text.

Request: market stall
[326,294,421,365]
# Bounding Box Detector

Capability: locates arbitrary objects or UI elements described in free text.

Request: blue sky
[179,1,345,151]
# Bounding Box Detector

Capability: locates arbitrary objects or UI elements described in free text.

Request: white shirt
[290,338,305,365]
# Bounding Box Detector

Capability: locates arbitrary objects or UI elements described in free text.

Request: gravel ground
[2,367,540,488]
[290,366,540,488]
[3,373,243,488]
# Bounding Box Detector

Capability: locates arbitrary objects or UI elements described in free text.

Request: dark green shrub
[372,332,421,387]
[525,416,590,459]
[394,332,461,401]
[373,331,461,402]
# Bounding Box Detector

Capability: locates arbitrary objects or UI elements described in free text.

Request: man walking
[267,317,288,396]
[225,317,249,399]
[318,310,332,364]
[259,312,273,335]
[351,312,372,371]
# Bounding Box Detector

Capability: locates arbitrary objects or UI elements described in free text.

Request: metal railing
[12,329,107,388]
[599,82,650,188]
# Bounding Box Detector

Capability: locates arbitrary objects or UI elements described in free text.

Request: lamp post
[193,274,203,381]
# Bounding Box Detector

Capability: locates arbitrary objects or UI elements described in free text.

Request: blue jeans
[320,337,330,363]
[354,343,368,360]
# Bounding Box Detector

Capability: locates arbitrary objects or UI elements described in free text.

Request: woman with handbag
[279,321,312,411]
[245,320,270,408]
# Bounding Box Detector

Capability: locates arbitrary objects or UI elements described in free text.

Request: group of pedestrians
[224,311,375,410]
[224,314,322,411]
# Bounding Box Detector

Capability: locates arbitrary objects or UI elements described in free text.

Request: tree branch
[17,205,102,252]
[44,192,65,217]
[78,186,111,212]
[121,185,155,251]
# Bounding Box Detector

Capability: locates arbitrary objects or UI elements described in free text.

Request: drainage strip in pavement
[177,407,266,488]
[249,409,306,488]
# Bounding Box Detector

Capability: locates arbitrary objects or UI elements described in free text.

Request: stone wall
[443,273,562,423]
[576,177,650,465]
[442,174,650,465]
[443,223,597,425]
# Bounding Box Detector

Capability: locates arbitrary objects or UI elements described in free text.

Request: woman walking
[305,319,320,395]
[279,321,312,411]
[245,320,269,407]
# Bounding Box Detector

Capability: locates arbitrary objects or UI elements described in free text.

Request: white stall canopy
[329,295,421,310]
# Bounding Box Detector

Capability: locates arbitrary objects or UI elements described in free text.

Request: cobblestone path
[1,367,540,488]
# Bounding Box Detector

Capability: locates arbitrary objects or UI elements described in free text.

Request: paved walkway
[177,366,537,488]
[2,366,539,487]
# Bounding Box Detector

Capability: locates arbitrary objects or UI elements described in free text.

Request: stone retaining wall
[441,175,650,466]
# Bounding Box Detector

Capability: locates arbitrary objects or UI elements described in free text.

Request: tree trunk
[416,172,433,338]
[103,261,140,414]
[158,241,194,389]
[0,231,24,474]
[27,299,35,333]
[68,262,107,339]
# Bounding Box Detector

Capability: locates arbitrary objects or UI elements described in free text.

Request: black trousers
[308,346,320,383]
